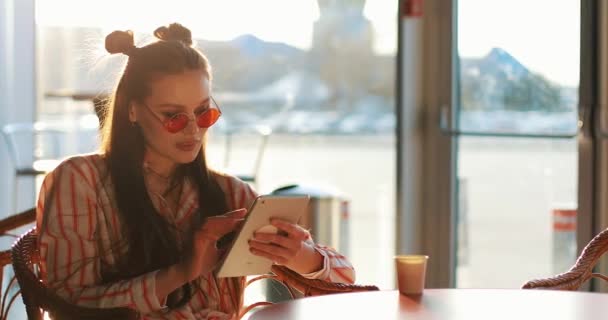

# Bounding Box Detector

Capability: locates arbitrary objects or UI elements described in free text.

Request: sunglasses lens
[197,109,221,128]
[165,114,189,133]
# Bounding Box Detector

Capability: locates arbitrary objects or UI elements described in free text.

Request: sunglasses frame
[140,96,222,133]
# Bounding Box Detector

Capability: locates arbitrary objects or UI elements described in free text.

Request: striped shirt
[36,154,355,319]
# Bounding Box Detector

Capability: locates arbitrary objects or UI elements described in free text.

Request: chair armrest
[523,228,608,290]
[270,265,379,296]
[0,208,36,235]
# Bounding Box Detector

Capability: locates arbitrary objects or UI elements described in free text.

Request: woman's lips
[176,141,199,151]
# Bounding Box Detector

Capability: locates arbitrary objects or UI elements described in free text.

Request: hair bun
[105,30,136,55]
[154,23,193,46]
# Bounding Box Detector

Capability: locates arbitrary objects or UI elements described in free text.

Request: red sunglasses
[142,97,222,133]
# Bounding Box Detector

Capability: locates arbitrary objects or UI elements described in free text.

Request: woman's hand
[248,219,324,274]
[180,208,247,282]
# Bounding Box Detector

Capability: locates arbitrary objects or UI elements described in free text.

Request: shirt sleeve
[223,174,258,211]
[36,157,165,313]
[297,233,356,284]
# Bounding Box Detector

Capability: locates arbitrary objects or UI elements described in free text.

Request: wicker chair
[13,226,378,319]
[11,228,140,320]
[0,207,37,319]
[239,264,379,318]
[522,228,608,290]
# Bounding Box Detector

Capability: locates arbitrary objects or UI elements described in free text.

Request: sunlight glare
[36,0,320,49]
[458,0,580,86]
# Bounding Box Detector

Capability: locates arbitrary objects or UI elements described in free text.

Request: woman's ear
[128,103,138,123]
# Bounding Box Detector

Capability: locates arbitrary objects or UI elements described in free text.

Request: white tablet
[216,194,310,278]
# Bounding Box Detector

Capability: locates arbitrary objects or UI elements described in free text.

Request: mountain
[231,34,303,57]
[38,27,576,134]
[460,48,571,112]
[197,35,306,92]
[477,48,528,79]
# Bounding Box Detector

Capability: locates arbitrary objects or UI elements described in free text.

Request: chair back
[1,121,97,212]
[11,228,139,320]
[1,123,67,174]
[217,124,272,189]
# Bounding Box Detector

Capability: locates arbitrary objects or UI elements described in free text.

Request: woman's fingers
[220,208,247,219]
[204,219,244,240]
[270,219,309,241]
[203,209,247,235]
[248,241,292,265]
[248,220,314,267]
[250,248,287,265]
[252,232,299,251]
[185,209,251,280]
[205,216,242,229]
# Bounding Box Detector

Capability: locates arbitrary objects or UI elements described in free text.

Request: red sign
[402,0,423,18]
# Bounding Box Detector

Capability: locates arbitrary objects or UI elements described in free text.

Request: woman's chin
[173,150,201,164]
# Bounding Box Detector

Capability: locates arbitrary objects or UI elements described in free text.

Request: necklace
[144,170,184,216]
[143,163,171,181]
[143,162,180,196]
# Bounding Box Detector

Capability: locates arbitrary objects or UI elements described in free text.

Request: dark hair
[100,23,236,309]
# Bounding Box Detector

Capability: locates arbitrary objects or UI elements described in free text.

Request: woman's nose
[183,118,200,134]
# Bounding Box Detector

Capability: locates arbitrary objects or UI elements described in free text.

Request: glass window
[455,0,580,287]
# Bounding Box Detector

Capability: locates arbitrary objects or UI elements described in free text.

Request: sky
[35,0,395,54]
[458,0,580,87]
[36,0,580,87]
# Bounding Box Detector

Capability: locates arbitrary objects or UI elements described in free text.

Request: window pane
[457,0,580,135]
[456,0,579,287]
[457,137,578,287]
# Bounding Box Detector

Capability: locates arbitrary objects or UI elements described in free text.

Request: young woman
[36,23,355,319]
